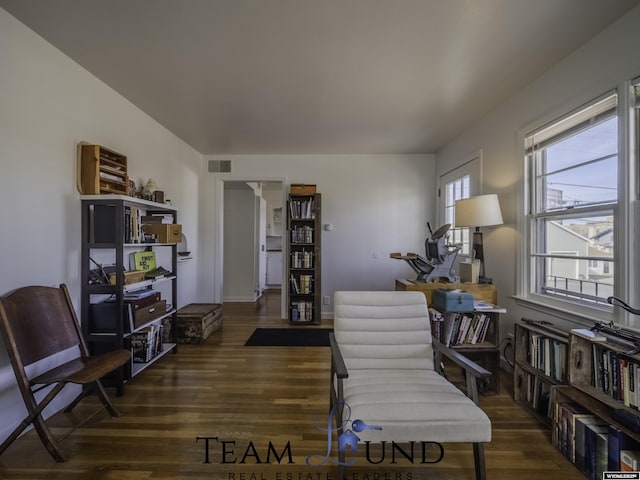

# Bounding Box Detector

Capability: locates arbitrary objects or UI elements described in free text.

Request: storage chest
[173,303,222,343]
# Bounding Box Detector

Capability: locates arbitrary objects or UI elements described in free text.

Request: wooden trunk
[169,303,222,344]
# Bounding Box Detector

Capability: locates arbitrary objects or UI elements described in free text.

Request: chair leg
[473,442,486,480]
[93,380,121,417]
[31,413,69,462]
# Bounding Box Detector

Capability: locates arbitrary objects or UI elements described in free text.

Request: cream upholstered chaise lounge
[329,291,492,479]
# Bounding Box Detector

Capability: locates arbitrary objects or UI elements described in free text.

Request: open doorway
[221,180,284,306]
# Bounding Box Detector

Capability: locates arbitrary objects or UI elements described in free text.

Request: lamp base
[478,275,493,285]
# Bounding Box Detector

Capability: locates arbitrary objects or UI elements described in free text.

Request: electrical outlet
[323,295,330,305]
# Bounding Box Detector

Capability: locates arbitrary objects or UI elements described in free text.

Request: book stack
[124,206,142,243]
[291,225,313,244]
[429,308,445,343]
[528,333,567,382]
[289,274,313,294]
[592,344,640,408]
[291,250,314,268]
[290,301,313,323]
[442,312,491,347]
[130,323,164,363]
[289,198,315,219]
[552,400,640,479]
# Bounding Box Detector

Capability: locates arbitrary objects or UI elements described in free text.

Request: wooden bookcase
[417,283,502,394]
[546,329,640,477]
[287,192,321,324]
[80,195,179,395]
[513,320,569,426]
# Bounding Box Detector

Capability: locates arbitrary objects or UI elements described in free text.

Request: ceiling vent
[208,160,231,173]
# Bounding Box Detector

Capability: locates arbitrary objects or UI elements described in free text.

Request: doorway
[220,180,285,312]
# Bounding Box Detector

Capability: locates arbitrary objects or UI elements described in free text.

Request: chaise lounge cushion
[334,291,491,444]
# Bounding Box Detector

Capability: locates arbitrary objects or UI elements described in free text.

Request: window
[525,92,618,309]
[439,156,480,256]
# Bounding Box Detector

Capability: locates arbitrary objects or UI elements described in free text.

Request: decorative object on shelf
[389,222,461,283]
[142,178,159,201]
[454,194,504,284]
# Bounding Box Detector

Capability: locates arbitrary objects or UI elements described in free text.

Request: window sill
[512,293,614,328]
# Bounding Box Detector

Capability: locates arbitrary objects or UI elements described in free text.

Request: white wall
[435,5,640,337]
[200,154,436,318]
[0,8,202,444]
[223,184,259,301]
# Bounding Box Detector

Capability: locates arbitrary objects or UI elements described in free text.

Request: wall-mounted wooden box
[79,144,128,195]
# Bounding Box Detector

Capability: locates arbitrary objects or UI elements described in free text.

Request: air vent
[208,160,231,173]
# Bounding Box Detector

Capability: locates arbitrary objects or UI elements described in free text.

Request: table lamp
[454,194,503,284]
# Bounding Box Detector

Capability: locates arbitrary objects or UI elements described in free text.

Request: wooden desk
[395,278,497,305]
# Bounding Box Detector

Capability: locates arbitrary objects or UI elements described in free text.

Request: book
[131,251,157,272]
[575,415,600,472]
[608,425,639,471]
[621,450,640,471]
[585,423,608,480]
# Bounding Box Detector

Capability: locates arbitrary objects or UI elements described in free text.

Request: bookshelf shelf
[80,195,179,395]
[425,284,502,395]
[513,320,569,427]
[287,192,321,324]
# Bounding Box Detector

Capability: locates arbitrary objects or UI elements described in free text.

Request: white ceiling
[2,0,639,155]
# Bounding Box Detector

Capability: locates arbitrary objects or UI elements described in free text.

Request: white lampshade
[455,194,503,228]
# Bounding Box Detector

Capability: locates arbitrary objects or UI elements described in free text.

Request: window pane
[545,117,617,173]
[535,214,613,305]
[445,175,470,255]
[540,117,618,211]
[542,156,617,210]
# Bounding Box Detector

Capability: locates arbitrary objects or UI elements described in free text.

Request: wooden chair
[0,284,131,461]
[330,291,492,479]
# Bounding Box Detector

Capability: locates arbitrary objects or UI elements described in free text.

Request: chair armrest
[432,339,492,404]
[329,333,348,425]
[432,340,492,378]
[329,333,348,379]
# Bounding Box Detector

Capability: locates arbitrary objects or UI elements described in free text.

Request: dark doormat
[244,328,333,347]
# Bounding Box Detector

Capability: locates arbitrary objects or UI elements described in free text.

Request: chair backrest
[333,291,433,371]
[0,285,83,368]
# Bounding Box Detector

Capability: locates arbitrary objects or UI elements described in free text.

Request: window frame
[438,153,481,259]
[517,83,638,327]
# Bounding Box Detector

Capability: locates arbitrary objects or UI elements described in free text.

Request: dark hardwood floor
[0,290,583,479]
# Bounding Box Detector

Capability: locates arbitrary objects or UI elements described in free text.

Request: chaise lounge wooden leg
[473,442,486,480]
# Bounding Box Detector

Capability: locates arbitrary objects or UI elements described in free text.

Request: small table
[396,279,504,394]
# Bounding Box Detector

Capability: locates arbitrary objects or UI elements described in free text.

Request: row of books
[429,309,492,347]
[290,274,313,294]
[291,225,314,244]
[520,370,553,417]
[593,344,640,409]
[553,400,640,479]
[124,208,174,243]
[290,250,314,269]
[527,333,567,382]
[129,323,165,363]
[289,199,316,220]
[290,301,314,323]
